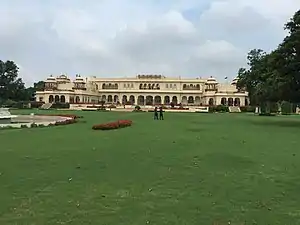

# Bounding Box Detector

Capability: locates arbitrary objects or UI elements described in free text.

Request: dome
[57,74,70,82]
[74,74,85,83]
[45,75,56,82]
[206,76,218,84]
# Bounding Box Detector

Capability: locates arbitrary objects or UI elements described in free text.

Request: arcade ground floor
[36,92,249,106]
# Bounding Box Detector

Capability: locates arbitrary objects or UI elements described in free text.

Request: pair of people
[154,106,164,120]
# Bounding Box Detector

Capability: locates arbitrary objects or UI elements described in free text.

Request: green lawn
[1,110,300,224]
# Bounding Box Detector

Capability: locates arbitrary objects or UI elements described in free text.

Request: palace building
[35,74,249,106]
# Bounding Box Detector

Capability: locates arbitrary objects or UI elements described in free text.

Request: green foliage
[209,105,229,113]
[30,123,38,128]
[237,10,300,106]
[108,104,116,108]
[51,102,70,109]
[215,105,229,112]
[281,101,293,115]
[240,106,256,113]
[0,60,45,104]
[30,101,44,108]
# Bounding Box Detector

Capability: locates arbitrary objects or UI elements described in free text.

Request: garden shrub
[133,105,144,112]
[31,101,45,108]
[51,102,70,109]
[240,106,256,112]
[92,120,132,130]
[215,105,229,112]
[20,124,28,128]
[31,123,38,128]
[11,101,31,109]
[281,101,292,115]
[97,106,106,111]
[108,104,117,108]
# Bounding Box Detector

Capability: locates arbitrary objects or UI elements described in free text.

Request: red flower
[92,120,132,130]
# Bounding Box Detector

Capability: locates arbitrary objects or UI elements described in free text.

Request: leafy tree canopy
[237,10,300,105]
[0,60,44,104]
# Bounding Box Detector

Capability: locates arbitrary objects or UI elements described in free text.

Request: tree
[237,10,300,112]
[33,81,45,91]
[272,10,300,103]
[0,60,27,103]
[24,81,45,101]
[237,49,277,105]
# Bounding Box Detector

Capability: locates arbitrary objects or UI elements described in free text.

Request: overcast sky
[0,0,299,86]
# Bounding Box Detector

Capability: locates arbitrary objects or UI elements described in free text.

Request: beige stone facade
[35,74,249,106]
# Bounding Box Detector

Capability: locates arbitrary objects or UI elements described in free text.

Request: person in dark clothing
[159,106,164,120]
[154,107,159,120]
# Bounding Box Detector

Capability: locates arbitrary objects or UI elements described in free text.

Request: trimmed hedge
[92,120,132,130]
[209,105,229,113]
[240,106,256,113]
[51,102,70,109]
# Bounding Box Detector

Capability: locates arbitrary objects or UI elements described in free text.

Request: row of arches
[102,83,118,89]
[183,84,200,90]
[49,95,65,103]
[139,83,160,90]
[101,95,205,105]
[49,94,245,106]
[220,97,241,106]
[49,95,93,103]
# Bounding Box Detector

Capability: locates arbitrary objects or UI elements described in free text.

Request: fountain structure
[0,108,73,129]
[0,108,17,124]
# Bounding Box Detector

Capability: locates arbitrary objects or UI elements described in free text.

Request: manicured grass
[1,110,300,224]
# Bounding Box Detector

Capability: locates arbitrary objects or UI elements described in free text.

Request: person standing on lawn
[154,107,159,120]
[159,106,164,120]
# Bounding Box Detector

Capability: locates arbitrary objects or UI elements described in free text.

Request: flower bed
[92,120,132,130]
[36,114,83,119]
[55,118,77,125]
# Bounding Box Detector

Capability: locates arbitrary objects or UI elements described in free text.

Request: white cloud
[0,0,299,86]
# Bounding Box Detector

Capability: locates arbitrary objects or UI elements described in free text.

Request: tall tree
[237,10,300,107]
[33,81,45,91]
[237,49,277,105]
[24,81,45,101]
[0,60,27,102]
[273,9,300,102]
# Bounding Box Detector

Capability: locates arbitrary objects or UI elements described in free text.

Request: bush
[108,104,117,108]
[11,101,30,109]
[97,106,106,111]
[20,124,28,128]
[133,105,144,112]
[51,102,70,109]
[215,105,229,112]
[31,123,38,128]
[87,105,97,108]
[281,101,292,115]
[31,101,44,108]
[240,106,256,112]
[92,120,132,130]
